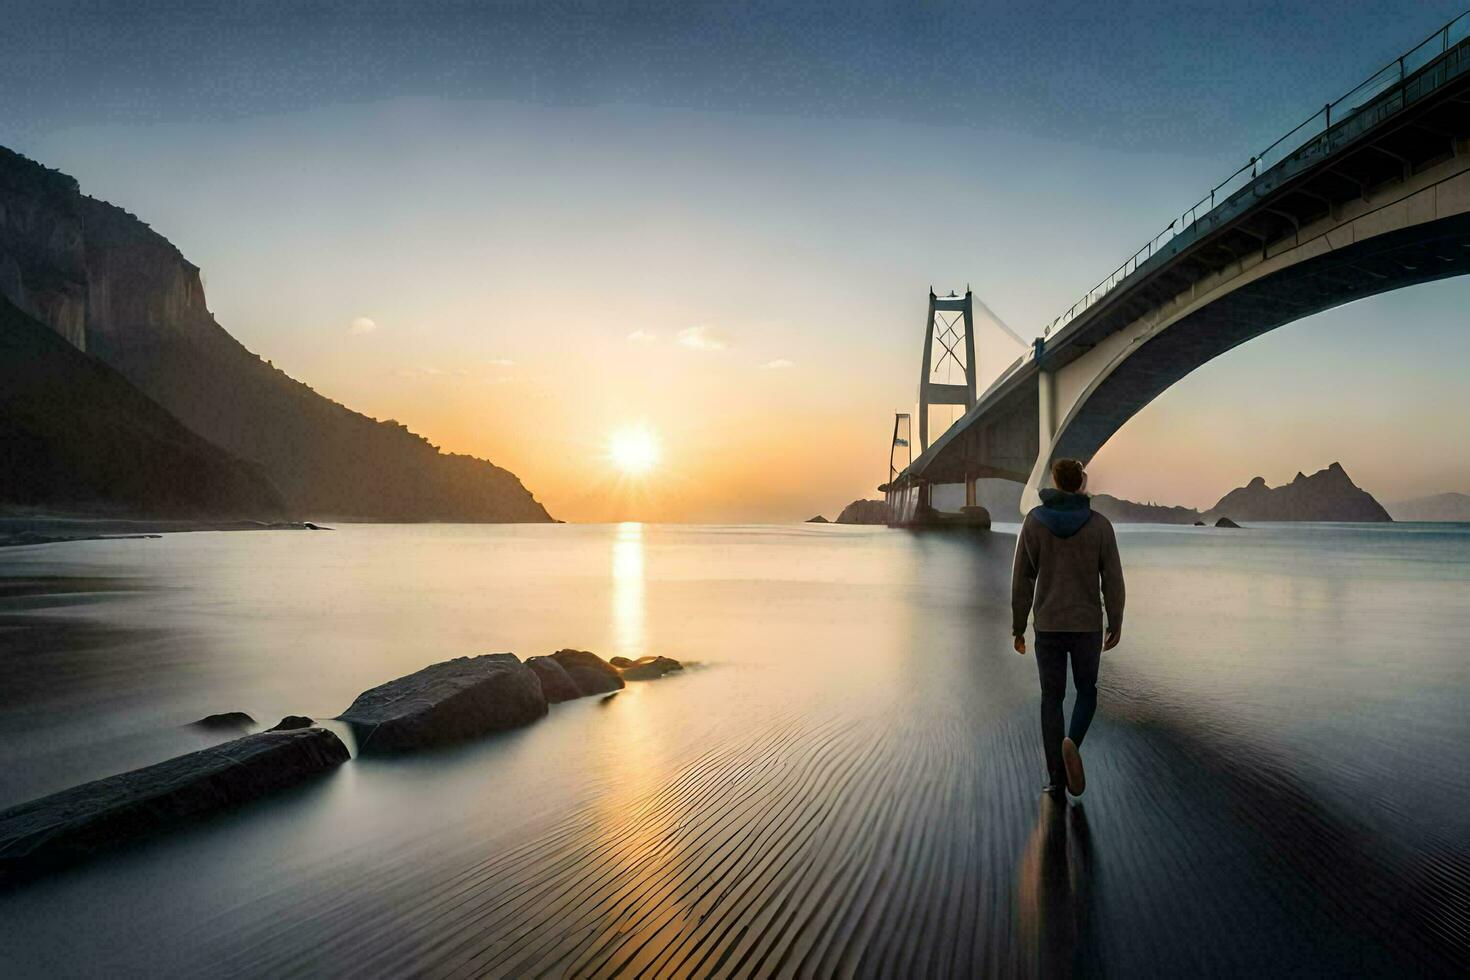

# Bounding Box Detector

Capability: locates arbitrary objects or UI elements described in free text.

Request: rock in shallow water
[0,728,349,885]
[549,649,625,696]
[191,711,256,730]
[618,656,685,680]
[338,654,548,753]
[268,715,315,732]
[525,656,580,703]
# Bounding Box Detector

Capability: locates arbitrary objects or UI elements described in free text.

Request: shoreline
[0,517,329,549]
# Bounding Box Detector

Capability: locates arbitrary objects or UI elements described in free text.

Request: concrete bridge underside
[891,39,1470,521]
[1050,206,1470,475]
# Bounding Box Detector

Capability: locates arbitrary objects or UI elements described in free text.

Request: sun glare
[609,427,661,475]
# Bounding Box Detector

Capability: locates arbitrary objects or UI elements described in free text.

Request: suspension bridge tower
[918,289,977,452]
[883,287,1001,527]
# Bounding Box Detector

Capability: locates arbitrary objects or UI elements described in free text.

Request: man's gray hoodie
[1011,489,1125,636]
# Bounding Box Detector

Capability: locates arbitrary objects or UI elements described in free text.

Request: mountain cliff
[0,146,551,522]
[1204,463,1390,522]
[0,292,286,518]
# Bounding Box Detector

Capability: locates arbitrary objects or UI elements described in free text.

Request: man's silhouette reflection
[1018,797,1098,977]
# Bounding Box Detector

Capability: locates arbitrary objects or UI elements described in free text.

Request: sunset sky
[5,1,1467,521]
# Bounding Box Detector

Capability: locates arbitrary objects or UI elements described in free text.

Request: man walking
[1012,458,1125,798]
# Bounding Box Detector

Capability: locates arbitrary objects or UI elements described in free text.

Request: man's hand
[1103,628,1121,651]
[1013,635,1027,656]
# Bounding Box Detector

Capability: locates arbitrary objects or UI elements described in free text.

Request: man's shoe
[1061,737,1086,796]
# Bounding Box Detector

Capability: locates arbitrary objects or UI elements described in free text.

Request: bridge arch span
[1027,163,1470,508]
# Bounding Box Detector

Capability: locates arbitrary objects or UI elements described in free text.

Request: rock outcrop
[0,728,348,884]
[549,649,625,697]
[613,655,684,680]
[835,499,888,525]
[0,145,552,523]
[526,655,581,704]
[1215,517,1242,528]
[338,654,548,753]
[805,515,829,523]
[268,715,315,732]
[190,711,257,730]
[1204,463,1389,523]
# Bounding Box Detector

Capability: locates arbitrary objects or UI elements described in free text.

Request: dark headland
[0,146,551,525]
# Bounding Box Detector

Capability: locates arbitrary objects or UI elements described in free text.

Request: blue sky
[4,1,1466,518]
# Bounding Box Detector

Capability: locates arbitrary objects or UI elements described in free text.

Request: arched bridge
[887,13,1470,522]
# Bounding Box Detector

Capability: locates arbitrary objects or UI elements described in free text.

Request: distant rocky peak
[1086,462,1394,525]
[1206,462,1390,523]
[1294,463,1355,486]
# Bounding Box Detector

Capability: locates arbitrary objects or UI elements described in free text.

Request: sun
[609,426,661,475]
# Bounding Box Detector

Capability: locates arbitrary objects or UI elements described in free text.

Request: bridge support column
[1037,368,1057,447]
[1020,369,1059,515]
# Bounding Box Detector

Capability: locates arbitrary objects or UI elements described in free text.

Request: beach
[0,522,1465,976]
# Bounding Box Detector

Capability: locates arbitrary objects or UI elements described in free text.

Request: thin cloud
[396,364,468,379]
[761,358,795,369]
[487,358,516,366]
[677,325,729,351]
[626,329,656,343]
[348,316,377,335]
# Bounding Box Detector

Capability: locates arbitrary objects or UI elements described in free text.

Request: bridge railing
[1039,10,1470,345]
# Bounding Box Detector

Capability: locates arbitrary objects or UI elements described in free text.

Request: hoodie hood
[1031,489,1093,538]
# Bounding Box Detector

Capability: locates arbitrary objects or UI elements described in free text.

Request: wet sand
[195,687,1457,978]
[0,523,1465,976]
[0,515,326,548]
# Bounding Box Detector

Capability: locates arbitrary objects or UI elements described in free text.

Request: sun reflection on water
[612,522,645,659]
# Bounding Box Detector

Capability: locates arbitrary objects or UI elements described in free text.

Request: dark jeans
[1035,630,1103,784]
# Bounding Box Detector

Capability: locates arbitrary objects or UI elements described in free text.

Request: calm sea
[0,522,1466,977]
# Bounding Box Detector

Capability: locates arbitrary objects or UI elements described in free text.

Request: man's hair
[1052,458,1085,493]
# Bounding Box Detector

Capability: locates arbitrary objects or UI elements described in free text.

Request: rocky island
[1091,463,1391,524]
[834,499,888,525]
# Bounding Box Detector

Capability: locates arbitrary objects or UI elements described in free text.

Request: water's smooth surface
[0,522,1466,977]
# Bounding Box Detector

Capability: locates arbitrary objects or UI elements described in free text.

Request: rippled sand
[0,523,1465,976]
